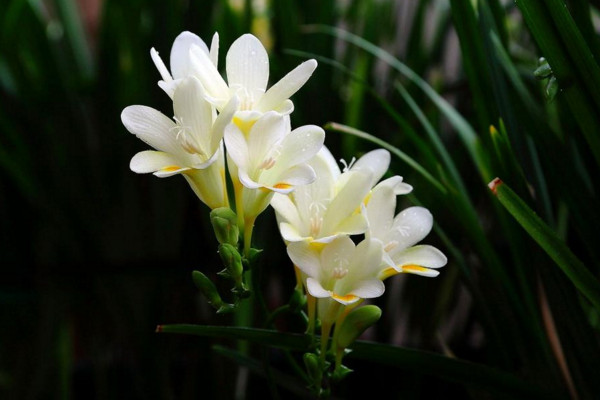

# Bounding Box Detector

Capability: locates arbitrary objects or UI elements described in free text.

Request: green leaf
[489,178,600,311]
[157,325,564,398]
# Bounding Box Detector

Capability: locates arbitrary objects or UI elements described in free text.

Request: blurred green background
[2,0,600,398]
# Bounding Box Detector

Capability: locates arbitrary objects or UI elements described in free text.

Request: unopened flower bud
[303,352,321,382]
[210,207,239,245]
[219,243,244,284]
[192,270,224,310]
[336,305,381,349]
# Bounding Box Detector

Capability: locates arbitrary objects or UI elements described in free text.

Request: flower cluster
[122,30,447,391]
[122,31,325,229]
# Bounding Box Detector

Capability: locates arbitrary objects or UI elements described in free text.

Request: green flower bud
[303,352,321,382]
[192,270,224,310]
[219,243,244,283]
[336,305,382,350]
[210,207,239,245]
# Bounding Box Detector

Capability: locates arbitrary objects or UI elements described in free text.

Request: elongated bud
[303,352,321,382]
[336,305,381,349]
[210,207,239,245]
[192,270,224,309]
[219,243,244,283]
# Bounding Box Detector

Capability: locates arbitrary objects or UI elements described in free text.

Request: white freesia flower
[150,31,220,98]
[271,148,368,243]
[121,77,238,209]
[224,111,325,219]
[189,33,317,119]
[271,148,400,244]
[366,184,447,278]
[287,236,385,306]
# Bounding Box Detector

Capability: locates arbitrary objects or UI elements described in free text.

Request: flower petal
[351,149,390,187]
[210,95,239,153]
[306,277,331,298]
[366,185,396,239]
[226,34,269,98]
[209,32,219,67]
[223,123,250,171]
[375,176,413,195]
[393,245,447,270]
[173,77,213,158]
[256,59,318,112]
[278,222,308,242]
[271,193,303,231]
[150,48,172,82]
[130,150,181,174]
[272,125,325,172]
[347,279,385,300]
[171,31,208,80]
[389,207,434,254]
[189,44,230,102]
[121,105,180,155]
[321,171,371,237]
[287,242,320,278]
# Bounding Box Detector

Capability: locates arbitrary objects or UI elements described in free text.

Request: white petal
[349,279,385,299]
[271,194,303,230]
[189,45,230,101]
[157,79,178,99]
[306,278,331,298]
[352,149,391,187]
[393,245,447,270]
[366,185,396,239]
[150,48,172,82]
[121,105,180,155]
[375,176,413,195]
[171,31,208,80]
[273,125,325,172]
[210,96,239,153]
[209,32,219,67]
[262,164,316,194]
[287,242,320,277]
[183,157,228,209]
[389,207,434,253]
[226,34,269,98]
[173,77,213,157]
[334,213,369,236]
[321,236,355,271]
[130,150,181,174]
[247,112,286,170]
[278,222,308,242]
[321,171,371,236]
[223,123,249,171]
[257,59,318,112]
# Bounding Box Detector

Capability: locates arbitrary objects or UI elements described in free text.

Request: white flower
[224,111,324,219]
[188,33,317,119]
[366,184,447,278]
[287,236,385,306]
[121,77,237,209]
[150,31,219,98]
[271,148,395,244]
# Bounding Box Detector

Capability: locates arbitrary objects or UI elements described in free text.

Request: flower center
[172,117,205,157]
[332,266,348,279]
[384,240,399,252]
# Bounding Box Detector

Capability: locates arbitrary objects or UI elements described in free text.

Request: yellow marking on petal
[233,116,257,133]
[363,191,373,206]
[331,293,359,303]
[380,267,399,280]
[402,265,429,274]
[274,183,292,190]
[308,241,326,252]
[162,165,182,172]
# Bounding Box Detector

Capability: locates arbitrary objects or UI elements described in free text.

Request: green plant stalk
[489,178,600,311]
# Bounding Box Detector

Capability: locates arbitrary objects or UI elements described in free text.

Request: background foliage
[1,0,599,398]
